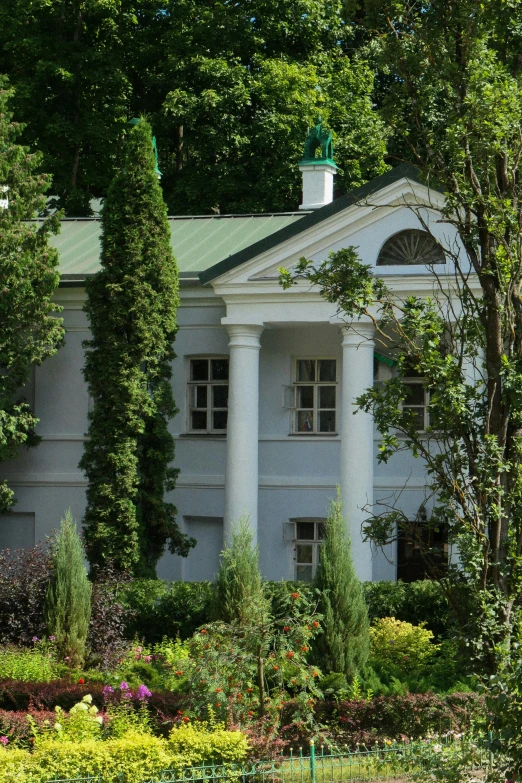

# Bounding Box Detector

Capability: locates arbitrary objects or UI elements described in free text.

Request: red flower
[272,665,279,671]
[216,702,221,707]
[301,645,309,652]
[286,651,295,659]
[77,678,85,685]
[283,626,291,632]
[247,710,254,717]
[291,592,300,599]
[182,716,190,723]
[312,621,320,628]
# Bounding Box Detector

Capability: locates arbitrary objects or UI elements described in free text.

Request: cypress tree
[0,77,63,512]
[313,492,370,679]
[44,510,92,667]
[214,518,269,626]
[80,118,192,576]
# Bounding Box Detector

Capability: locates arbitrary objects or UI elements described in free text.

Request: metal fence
[41,738,477,783]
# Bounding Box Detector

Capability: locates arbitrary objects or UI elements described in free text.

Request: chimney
[299,119,338,210]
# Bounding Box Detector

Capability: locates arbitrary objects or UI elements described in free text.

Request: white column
[224,324,263,544]
[340,323,375,581]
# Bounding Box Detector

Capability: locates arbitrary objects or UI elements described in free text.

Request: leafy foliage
[313,493,369,680]
[0,78,63,510]
[88,562,133,671]
[0,642,57,684]
[0,544,52,646]
[80,118,191,575]
[369,618,440,674]
[363,581,451,641]
[44,511,92,668]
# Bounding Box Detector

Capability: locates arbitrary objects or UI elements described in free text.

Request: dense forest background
[0,0,390,216]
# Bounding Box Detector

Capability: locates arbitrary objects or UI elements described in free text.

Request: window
[188,358,229,433]
[402,378,430,431]
[377,230,445,266]
[397,521,448,582]
[292,519,325,581]
[293,359,337,434]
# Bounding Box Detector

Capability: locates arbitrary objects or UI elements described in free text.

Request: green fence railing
[40,736,491,783]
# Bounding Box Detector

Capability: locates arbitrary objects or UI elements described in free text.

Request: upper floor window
[377,230,445,266]
[402,377,430,431]
[293,358,337,434]
[188,357,228,433]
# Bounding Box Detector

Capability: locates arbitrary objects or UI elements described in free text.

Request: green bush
[0,644,57,683]
[370,617,440,674]
[0,722,249,783]
[363,580,451,640]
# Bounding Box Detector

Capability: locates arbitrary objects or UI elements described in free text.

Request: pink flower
[0,736,8,746]
[143,655,152,663]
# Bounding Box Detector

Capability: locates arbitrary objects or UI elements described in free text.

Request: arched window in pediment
[377,229,445,266]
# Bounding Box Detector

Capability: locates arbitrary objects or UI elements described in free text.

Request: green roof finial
[300,117,337,168]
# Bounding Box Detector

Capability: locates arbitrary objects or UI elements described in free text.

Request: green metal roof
[51,213,307,281]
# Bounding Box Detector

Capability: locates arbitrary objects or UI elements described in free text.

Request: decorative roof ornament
[0,185,9,210]
[300,117,337,168]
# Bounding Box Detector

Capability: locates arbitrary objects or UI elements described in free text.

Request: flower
[312,621,320,628]
[82,694,93,704]
[216,703,221,707]
[200,628,208,634]
[283,626,291,632]
[247,711,254,717]
[119,681,130,691]
[136,684,152,702]
[95,716,104,725]
[54,723,63,731]
[136,646,143,653]
[143,655,152,663]
[313,671,319,677]
[272,665,279,671]
[215,687,222,692]
[291,592,300,600]
[175,670,184,676]
[48,636,56,641]
[286,651,295,659]
[0,736,8,746]
[102,685,114,700]
[32,636,39,643]
[300,646,309,652]
[78,678,85,685]
[182,716,190,722]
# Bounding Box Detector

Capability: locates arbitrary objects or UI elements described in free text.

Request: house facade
[0,160,464,583]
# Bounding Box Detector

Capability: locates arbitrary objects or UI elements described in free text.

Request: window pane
[296,410,314,432]
[317,522,325,539]
[296,359,315,382]
[296,544,313,563]
[296,564,313,582]
[191,359,209,381]
[212,385,228,408]
[296,521,315,540]
[296,385,313,408]
[319,411,336,432]
[195,385,208,408]
[318,360,336,382]
[213,411,228,430]
[319,385,336,408]
[211,359,229,381]
[404,383,425,404]
[191,411,207,430]
[403,406,425,430]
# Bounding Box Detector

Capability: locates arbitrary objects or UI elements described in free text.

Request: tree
[313,492,369,680]
[0,0,138,215]
[214,517,270,626]
[44,510,92,667]
[80,117,192,576]
[282,0,522,671]
[0,78,63,512]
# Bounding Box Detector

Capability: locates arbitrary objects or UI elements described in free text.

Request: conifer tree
[44,510,92,667]
[0,77,63,512]
[214,518,269,626]
[313,492,370,679]
[80,118,192,576]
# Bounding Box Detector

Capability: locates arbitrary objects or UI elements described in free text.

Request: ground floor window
[397,520,448,582]
[289,518,325,581]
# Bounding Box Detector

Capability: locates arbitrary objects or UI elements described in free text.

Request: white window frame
[187,356,229,434]
[291,358,338,435]
[290,518,325,581]
[402,378,430,431]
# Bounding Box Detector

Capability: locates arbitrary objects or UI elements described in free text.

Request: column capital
[225,323,264,348]
[341,322,375,348]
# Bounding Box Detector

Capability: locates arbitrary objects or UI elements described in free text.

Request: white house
[0,154,463,583]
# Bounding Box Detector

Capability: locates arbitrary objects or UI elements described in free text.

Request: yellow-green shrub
[0,722,249,782]
[369,616,440,672]
[168,721,249,764]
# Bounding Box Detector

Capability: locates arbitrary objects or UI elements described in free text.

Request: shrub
[44,511,92,667]
[0,544,52,646]
[88,562,133,670]
[0,644,57,683]
[313,493,369,679]
[120,580,213,642]
[168,721,249,764]
[0,708,55,747]
[363,580,451,640]
[370,617,440,674]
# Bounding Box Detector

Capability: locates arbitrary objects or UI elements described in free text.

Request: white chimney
[299,119,338,210]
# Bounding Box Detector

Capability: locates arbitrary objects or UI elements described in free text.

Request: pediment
[205,171,448,294]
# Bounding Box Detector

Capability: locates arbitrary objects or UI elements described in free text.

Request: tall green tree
[313,493,369,679]
[283,0,522,671]
[80,118,192,576]
[0,78,64,512]
[0,0,138,215]
[44,510,92,667]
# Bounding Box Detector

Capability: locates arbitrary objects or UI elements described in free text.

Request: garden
[0,503,506,783]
